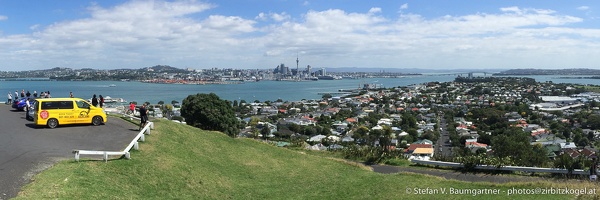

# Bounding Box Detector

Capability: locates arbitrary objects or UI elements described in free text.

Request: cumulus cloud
[368,7,382,14]
[400,3,408,10]
[256,12,290,22]
[577,6,590,10]
[29,24,40,30]
[0,1,598,70]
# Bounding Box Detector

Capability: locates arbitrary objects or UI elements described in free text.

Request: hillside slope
[16,119,590,199]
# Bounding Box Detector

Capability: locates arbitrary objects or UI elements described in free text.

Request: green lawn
[16,119,598,199]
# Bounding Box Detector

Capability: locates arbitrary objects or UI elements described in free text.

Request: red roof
[465,141,488,148]
[345,118,357,123]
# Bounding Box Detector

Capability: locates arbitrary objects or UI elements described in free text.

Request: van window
[41,101,74,109]
[59,101,74,109]
[76,100,90,109]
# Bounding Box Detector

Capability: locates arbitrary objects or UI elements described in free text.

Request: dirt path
[371,165,557,184]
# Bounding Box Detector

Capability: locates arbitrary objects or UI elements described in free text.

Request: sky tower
[296,53,299,78]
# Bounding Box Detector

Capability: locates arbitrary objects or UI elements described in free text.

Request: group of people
[90,94,105,108]
[6,90,52,105]
[127,102,149,130]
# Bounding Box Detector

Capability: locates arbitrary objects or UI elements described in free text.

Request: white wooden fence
[72,121,154,162]
[410,159,593,175]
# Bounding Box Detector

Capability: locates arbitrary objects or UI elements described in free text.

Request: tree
[491,128,546,167]
[261,126,271,139]
[181,93,240,137]
[587,114,600,129]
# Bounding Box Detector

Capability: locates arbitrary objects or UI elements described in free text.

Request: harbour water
[0,74,598,105]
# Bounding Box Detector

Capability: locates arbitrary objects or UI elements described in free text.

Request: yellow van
[32,98,107,128]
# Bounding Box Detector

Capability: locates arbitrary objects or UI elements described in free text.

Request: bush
[172,116,184,122]
[181,93,240,137]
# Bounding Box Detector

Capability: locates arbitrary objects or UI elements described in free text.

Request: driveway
[0,104,140,199]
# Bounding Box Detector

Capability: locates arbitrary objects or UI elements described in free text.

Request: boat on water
[89,96,126,104]
[103,96,125,103]
[109,84,117,87]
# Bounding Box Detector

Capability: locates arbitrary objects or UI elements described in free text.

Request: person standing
[91,94,98,107]
[14,90,18,101]
[69,92,74,98]
[25,98,30,113]
[7,92,12,105]
[33,91,37,98]
[25,91,30,97]
[139,104,148,130]
[20,89,24,98]
[99,95,104,108]
[129,102,135,115]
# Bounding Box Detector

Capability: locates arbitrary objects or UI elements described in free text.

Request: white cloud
[303,1,310,6]
[369,7,382,14]
[256,12,290,22]
[577,6,590,11]
[256,12,267,21]
[271,12,291,22]
[400,3,408,10]
[0,15,7,20]
[0,1,598,70]
[500,6,522,14]
[29,24,40,30]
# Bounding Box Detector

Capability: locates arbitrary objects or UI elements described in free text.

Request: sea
[0,74,598,105]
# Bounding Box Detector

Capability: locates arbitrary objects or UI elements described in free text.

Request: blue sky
[0,0,599,71]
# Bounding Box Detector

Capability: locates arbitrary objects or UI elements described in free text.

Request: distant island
[494,68,600,75]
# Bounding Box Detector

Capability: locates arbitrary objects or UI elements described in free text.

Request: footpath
[371,165,552,184]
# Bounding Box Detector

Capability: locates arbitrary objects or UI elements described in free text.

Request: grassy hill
[16,119,598,199]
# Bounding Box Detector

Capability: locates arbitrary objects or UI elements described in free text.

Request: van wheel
[92,116,103,126]
[47,119,58,128]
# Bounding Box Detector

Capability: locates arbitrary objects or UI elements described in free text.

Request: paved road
[0,104,139,199]
[436,113,452,158]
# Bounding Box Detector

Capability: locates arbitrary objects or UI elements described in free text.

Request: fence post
[140,134,145,142]
[103,152,108,162]
[134,141,139,150]
[75,151,80,161]
[125,152,131,159]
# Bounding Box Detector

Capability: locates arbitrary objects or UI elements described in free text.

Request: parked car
[12,97,30,111]
[26,107,35,121]
[31,98,107,128]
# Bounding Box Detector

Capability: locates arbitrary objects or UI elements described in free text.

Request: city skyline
[1,0,599,71]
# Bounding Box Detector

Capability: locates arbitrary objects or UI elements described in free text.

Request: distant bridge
[317,92,353,96]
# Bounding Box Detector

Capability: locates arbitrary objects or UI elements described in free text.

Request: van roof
[34,98,85,101]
